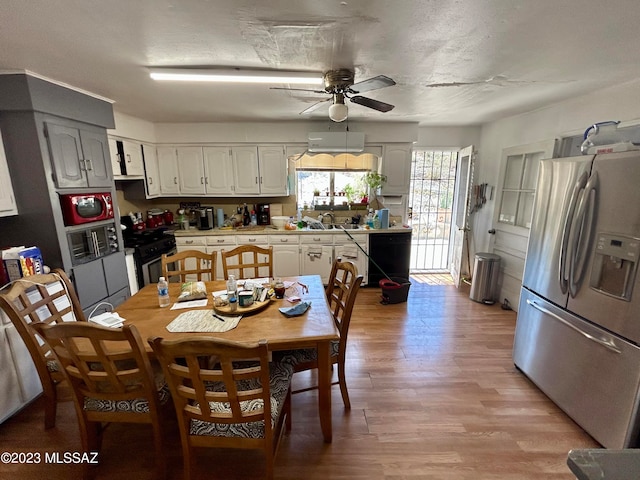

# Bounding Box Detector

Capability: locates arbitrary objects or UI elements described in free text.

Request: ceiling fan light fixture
[149,68,324,85]
[328,94,348,122]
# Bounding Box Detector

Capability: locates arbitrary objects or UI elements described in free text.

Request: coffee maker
[196,207,214,230]
[257,204,270,225]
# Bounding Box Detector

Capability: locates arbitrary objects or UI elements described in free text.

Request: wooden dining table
[113,274,338,443]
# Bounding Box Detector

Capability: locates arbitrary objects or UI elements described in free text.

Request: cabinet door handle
[280,239,289,243]
[255,176,258,185]
[201,177,204,184]
[174,177,178,184]
[148,177,153,185]
[313,237,321,241]
[204,177,208,185]
[79,158,87,171]
[126,153,132,163]
[186,240,194,244]
[217,239,225,243]
[249,238,256,242]
[260,176,263,184]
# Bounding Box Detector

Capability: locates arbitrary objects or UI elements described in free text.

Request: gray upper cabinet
[45,122,112,188]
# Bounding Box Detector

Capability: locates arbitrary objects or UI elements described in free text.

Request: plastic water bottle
[226,274,238,302]
[157,276,170,307]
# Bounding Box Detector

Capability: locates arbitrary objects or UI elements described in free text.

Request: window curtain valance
[292,152,378,172]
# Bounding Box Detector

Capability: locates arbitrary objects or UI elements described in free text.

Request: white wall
[473,77,640,255]
[415,126,481,149]
[108,111,157,143]
[152,121,419,144]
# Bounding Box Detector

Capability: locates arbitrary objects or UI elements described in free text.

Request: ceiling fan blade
[270,87,328,94]
[300,98,331,115]
[350,95,395,112]
[349,75,396,94]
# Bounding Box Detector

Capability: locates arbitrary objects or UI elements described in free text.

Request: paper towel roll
[217,208,224,228]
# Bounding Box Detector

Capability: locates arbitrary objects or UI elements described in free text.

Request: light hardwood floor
[0,278,597,479]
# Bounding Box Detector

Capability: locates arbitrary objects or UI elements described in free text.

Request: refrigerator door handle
[559,171,588,294]
[526,299,621,354]
[569,171,599,298]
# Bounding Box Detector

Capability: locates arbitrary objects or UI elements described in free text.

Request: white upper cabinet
[142,144,160,198]
[203,146,234,195]
[381,143,412,195]
[177,146,206,195]
[258,145,288,195]
[121,140,145,176]
[125,142,288,198]
[0,129,17,217]
[108,137,122,176]
[156,146,180,195]
[232,146,260,195]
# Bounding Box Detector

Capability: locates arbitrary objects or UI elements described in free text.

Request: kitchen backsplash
[115,180,297,222]
[115,180,402,227]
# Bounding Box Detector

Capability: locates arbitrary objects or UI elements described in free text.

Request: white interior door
[449,145,474,288]
[489,139,558,310]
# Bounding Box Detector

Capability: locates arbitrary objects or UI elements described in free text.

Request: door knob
[488,229,496,234]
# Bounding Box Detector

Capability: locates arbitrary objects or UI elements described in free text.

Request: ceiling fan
[272,69,396,122]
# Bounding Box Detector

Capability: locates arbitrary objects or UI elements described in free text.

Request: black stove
[123,227,176,289]
[124,227,176,262]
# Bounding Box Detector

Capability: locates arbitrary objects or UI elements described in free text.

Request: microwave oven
[60,192,114,226]
[67,222,119,265]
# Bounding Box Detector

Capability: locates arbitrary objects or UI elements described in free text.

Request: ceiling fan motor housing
[324,69,355,92]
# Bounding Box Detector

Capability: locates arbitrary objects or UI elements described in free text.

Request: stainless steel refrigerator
[513,150,640,449]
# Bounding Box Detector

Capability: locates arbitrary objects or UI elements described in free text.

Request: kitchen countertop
[173,225,412,236]
[567,449,640,480]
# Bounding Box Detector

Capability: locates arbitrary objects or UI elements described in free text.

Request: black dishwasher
[368,231,412,285]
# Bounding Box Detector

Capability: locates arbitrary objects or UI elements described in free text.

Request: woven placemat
[166,310,242,333]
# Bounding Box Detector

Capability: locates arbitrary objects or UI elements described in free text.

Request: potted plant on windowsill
[364,172,387,194]
[344,183,368,209]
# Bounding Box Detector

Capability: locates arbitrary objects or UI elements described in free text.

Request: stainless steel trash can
[469,253,501,304]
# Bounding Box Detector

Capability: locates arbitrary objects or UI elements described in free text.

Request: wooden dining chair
[0,268,86,429]
[148,336,293,480]
[32,322,170,480]
[161,249,217,282]
[276,258,363,409]
[220,245,273,280]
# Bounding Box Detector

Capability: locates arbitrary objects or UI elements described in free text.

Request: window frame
[493,139,558,234]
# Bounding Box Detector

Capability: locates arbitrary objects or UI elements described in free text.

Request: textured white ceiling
[2,0,640,126]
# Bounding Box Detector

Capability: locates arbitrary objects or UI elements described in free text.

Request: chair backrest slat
[325,258,363,348]
[162,249,217,282]
[150,336,271,428]
[221,245,273,280]
[32,322,160,405]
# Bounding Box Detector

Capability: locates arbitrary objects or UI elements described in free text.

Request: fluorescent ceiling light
[149,68,323,85]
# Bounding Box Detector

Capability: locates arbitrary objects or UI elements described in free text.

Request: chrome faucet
[322,211,335,225]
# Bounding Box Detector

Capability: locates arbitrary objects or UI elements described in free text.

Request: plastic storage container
[469,253,501,304]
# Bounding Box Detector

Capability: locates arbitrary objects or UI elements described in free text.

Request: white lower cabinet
[174,231,375,284]
[0,312,41,424]
[333,234,368,286]
[301,244,334,284]
[206,236,237,280]
[270,235,300,278]
[175,236,208,282]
